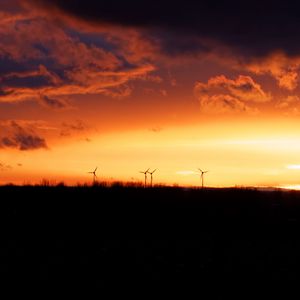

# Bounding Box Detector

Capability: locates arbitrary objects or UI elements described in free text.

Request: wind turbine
[198,168,208,188]
[88,167,98,184]
[139,168,150,187]
[148,169,157,187]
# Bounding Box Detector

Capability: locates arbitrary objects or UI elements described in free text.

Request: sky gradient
[1,0,300,187]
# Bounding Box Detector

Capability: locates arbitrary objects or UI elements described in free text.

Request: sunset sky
[2,0,300,187]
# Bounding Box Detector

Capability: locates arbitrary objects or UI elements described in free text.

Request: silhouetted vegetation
[1,185,300,297]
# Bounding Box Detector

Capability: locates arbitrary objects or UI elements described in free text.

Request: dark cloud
[60,120,86,136]
[12,132,47,150]
[39,95,71,110]
[0,57,27,76]
[3,75,49,89]
[62,120,85,131]
[0,121,48,151]
[1,137,17,148]
[32,0,300,57]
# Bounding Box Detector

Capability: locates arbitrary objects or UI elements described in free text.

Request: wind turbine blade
[146,168,150,173]
[139,171,144,174]
[94,167,98,172]
[198,168,203,173]
[152,169,157,174]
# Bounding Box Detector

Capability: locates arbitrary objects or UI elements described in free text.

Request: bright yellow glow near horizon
[2,117,300,188]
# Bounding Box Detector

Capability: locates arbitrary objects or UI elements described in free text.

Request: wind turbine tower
[148,169,157,187]
[198,168,208,188]
[139,168,150,187]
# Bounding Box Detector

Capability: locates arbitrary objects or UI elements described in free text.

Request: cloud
[0,121,48,151]
[194,75,270,114]
[195,75,271,103]
[275,95,300,115]
[31,0,300,58]
[60,120,87,137]
[199,94,258,115]
[276,95,300,109]
[5,65,62,85]
[39,95,71,110]
[0,6,156,105]
[5,0,300,116]
[101,85,133,98]
[0,65,155,104]
[244,52,300,90]
[28,0,300,91]
[0,163,12,171]
[1,133,47,151]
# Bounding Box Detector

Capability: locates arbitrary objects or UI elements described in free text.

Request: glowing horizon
[2,118,300,188]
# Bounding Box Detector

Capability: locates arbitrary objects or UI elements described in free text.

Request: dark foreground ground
[1,185,300,297]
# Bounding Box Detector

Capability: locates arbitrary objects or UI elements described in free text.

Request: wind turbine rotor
[151,169,157,174]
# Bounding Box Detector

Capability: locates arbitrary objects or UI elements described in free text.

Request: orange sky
[1,1,300,188]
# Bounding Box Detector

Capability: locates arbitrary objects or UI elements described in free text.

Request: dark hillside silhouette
[1,185,300,297]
